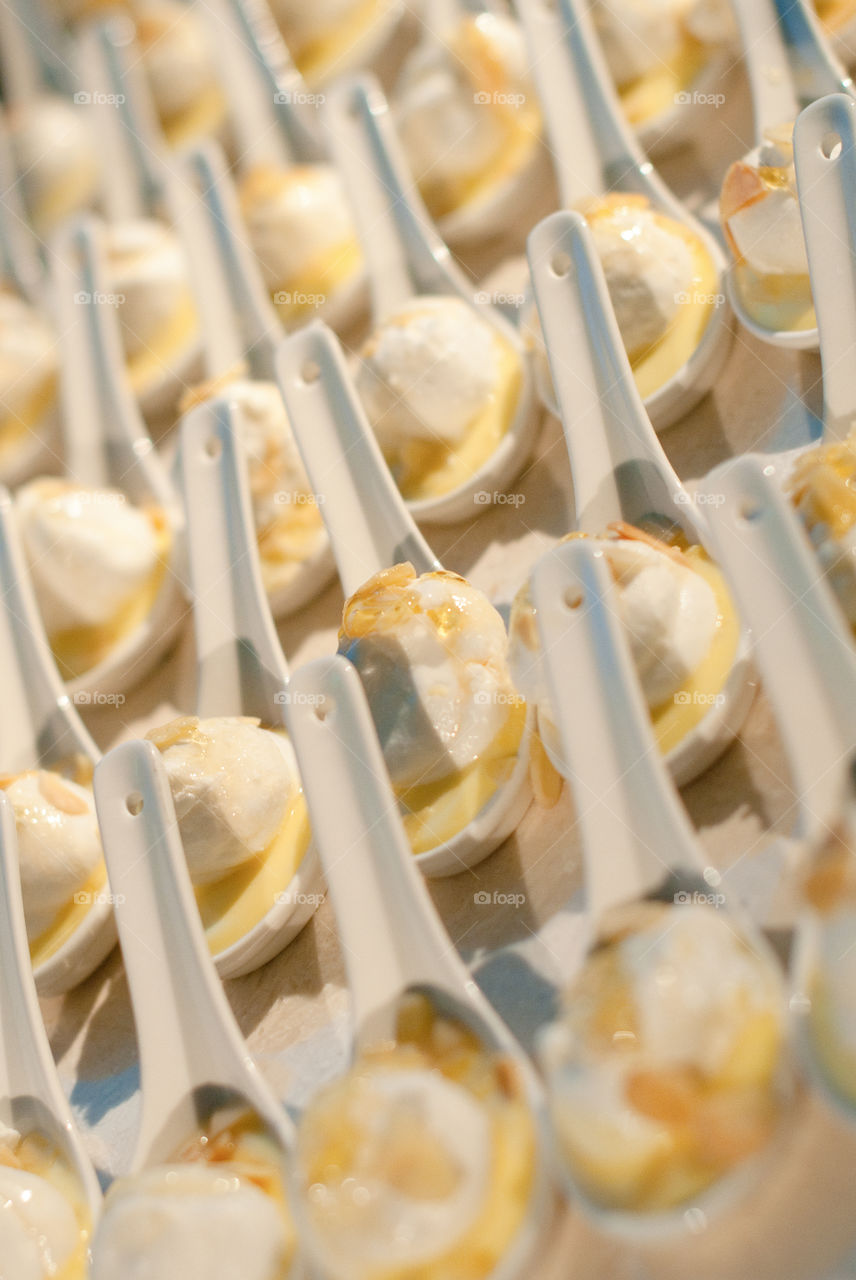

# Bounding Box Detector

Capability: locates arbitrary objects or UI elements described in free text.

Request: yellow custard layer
[159,82,228,149]
[809,971,856,1106]
[29,859,108,968]
[124,291,199,396]
[50,506,171,681]
[270,238,363,326]
[0,1131,91,1279]
[195,788,311,956]
[398,699,527,855]
[618,38,709,127]
[582,195,719,402]
[382,329,522,502]
[0,372,57,458]
[299,994,536,1280]
[734,262,816,335]
[29,168,98,238]
[649,546,740,755]
[287,0,389,84]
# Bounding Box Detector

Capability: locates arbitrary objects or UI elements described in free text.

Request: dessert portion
[104,219,201,405]
[785,432,856,627]
[238,165,362,329]
[541,902,785,1212]
[720,122,815,334]
[6,95,100,236]
[130,0,228,148]
[0,763,106,968]
[146,715,311,954]
[15,477,170,681]
[92,1109,296,1280]
[297,992,536,1280]
[0,1126,91,1279]
[582,194,720,400]
[802,822,856,1107]
[338,564,527,854]
[394,12,542,227]
[269,0,397,85]
[509,526,740,760]
[592,0,734,129]
[0,288,59,479]
[355,296,522,502]
[180,373,327,602]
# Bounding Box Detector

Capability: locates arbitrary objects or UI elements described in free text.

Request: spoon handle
[0,0,69,105]
[179,398,290,721]
[0,490,98,773]
[76,19,166,222]
[168,143,282,382]
[0,118,44,304]
[51,218,174,510]
[323,75,474,319]
[731,0,803,134]
[286,655,491,1050]
[93,739,292,1167]
[704,454,856,844]
[0,794,102,1212]
[275,322,439,598]
[532,540,705,917]
[794,93,856,439]
[528,210,697,539]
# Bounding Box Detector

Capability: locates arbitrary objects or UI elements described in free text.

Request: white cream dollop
[224,380,312,532]
[150,716,298,885]
[269,0,364,56]
[300,1066,491,1276]
[339,566,519,789]
[356,297,500,449]
[592,0,733,87]
[721,125,809,277]
[132,0,222,127]
[16,478,159,636]
[0,291,57,433]
[6,95,100,234]
[92,1163,288,1280]
[239,165,356,293]
[1,771,102,943]
[103,219,197,363]
[588,204,696,356]
[394,13,535,193]
[0,1163,81,1280]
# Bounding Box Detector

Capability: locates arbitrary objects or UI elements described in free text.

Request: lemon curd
[581,194,720,402]
[298,993,536,1280]
[0,1130,92,1279]
[123,291,200,398]
[367,321,522,503]
[0,372,57,461]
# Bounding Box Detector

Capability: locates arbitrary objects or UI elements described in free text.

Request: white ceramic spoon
[168,141,336,617]
[526,209,755,786]
[91,739,298,1214]
[0,0,72,106]
[284,652,553,1278]
[323,73,539,523]
[517,0,733,432]
[276,321,534,876]
[197,0,367,335]
[47,216,185,699]
[172,396,324,975]
[724,0,852,351]
[0,488,116,995]
[532,539,790,1236]
[0,793,102,1242]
